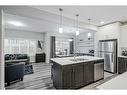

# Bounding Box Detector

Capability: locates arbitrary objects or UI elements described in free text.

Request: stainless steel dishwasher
[94,62,104,81]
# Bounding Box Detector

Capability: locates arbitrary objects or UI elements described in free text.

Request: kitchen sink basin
[70,58,88,62]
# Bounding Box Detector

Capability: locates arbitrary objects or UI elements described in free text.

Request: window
[4,39,37,62]
[55,38,70,55]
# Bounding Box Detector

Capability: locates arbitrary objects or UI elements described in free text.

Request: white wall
[96,22,120,40]
[5,29,44,40]
[5,29,45,52]
[119,24,127,55]
[95,22,121,56]
[0,10,5,89]
[76,32,95,54]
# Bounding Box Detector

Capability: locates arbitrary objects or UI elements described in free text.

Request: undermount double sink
[70,58,89,62]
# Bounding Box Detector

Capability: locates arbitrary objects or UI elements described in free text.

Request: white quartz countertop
[50,56,104,66]
[118,56,127,58]
[97,72,127,89]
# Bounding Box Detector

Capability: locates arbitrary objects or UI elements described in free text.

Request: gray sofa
[5,62,25,86]
[5,54,30,64]
[5,54,32,86]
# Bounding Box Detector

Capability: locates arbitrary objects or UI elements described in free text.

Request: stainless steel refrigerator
[98,39,117,73]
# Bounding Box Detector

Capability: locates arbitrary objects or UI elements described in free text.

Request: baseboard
[104,70,116,74]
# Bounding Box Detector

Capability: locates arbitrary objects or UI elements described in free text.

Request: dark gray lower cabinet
[118,57,127,74]
[51,61,100,89]
[62,65,73,89]
[84,62,94,85]
[72,63,84,88]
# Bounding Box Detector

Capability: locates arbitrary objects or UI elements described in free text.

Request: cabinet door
[84,62,94,85]
[118,57,126,74]
[125,58,127,71]
[72,63,84,88]
[62,65,73,89]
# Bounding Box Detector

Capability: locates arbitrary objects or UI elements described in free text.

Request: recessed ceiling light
[100,21,105,24]
[7,21,25,27]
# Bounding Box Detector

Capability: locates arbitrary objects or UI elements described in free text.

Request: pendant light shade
[88,32,91,38]
[76,30,79,36]
[75,14,79,36]
[88,18,92,39]
[59,27,63,34]
[59,8,63,34]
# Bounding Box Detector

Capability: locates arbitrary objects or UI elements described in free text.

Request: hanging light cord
[76,14,79,31]
[59,8,63,27]
[88,18,91,24]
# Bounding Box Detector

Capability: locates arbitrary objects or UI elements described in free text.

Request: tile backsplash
[121,47,127,56]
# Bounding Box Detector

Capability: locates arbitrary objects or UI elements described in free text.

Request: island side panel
[51,61,63,89]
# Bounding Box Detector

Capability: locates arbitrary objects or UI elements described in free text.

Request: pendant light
[75,14,79,36]
[59,8,63,34]
[88,18,92,40]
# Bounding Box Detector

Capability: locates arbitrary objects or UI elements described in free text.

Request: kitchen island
[50,56,104,89]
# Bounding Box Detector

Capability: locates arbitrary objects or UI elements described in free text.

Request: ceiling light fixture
[7,21,25,27]
[75,14,79,36]
[59,8,63,34]
[68,39,73,42]
[100,21,105,24]
[88,33,91,38]
[88,18,92,40]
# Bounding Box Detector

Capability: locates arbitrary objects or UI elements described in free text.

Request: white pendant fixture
[59,8,63,34]
[88,33,91,38]
[59,27,63,34]
[75,14,79,36]
[76,30,79,36]
[68,38,73,42]
[87,18,92,40]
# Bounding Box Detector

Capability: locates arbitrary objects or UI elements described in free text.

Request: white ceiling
[0,6,97,35]
[5,13,94,35]
[3,6,127,35]
[5,13,57,32]
[33,6,127,26]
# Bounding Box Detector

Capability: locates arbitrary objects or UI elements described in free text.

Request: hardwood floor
[80,72,117,89]
[6,63,54,90]
[5,63,117,90]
